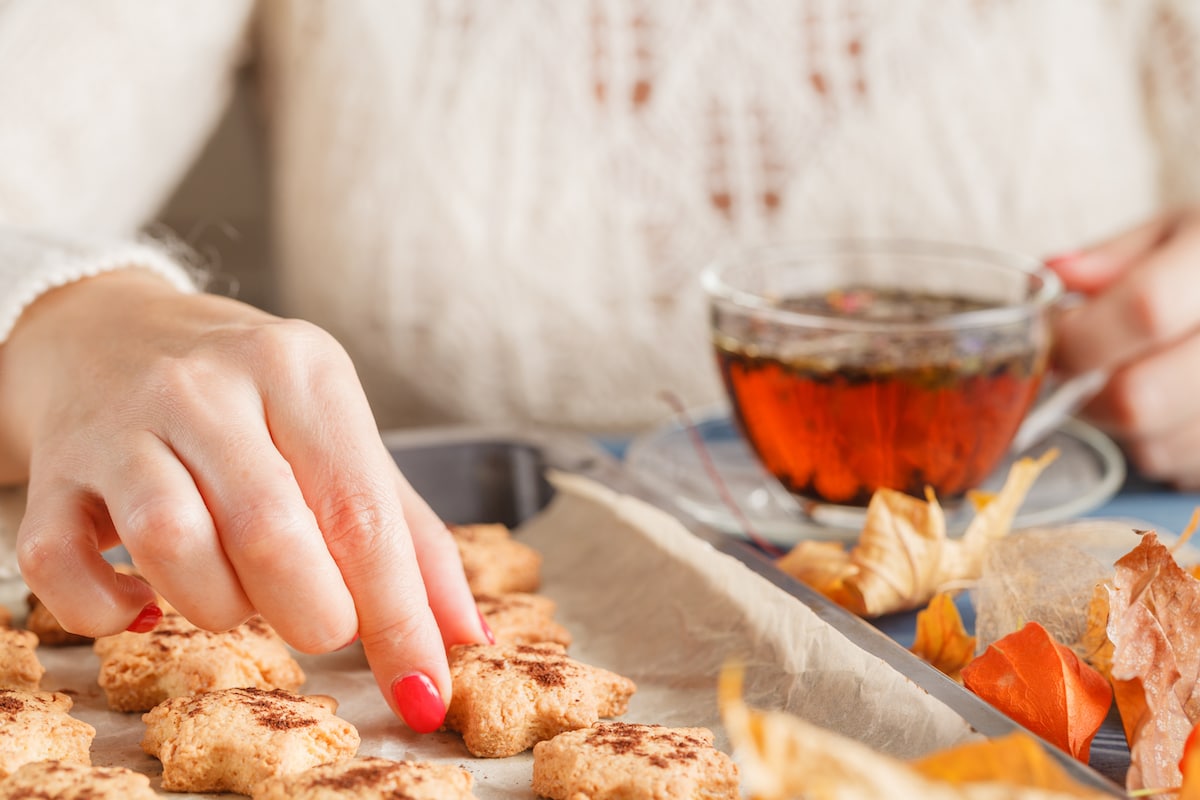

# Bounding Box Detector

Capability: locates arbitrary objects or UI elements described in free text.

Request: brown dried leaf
[911,592,977,682]
[1107,531,1200,793]
[776,450,1056,617]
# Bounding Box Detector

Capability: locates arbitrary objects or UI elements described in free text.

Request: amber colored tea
[714,287,1046,506]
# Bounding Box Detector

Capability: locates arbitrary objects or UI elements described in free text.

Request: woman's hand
[0,268,490,731]
[1047,210,1200,488]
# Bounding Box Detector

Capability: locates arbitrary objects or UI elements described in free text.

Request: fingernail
[391,672,446,733]
[126,603,162,633]
[1044,250,1083,269]
[478,610,495,645]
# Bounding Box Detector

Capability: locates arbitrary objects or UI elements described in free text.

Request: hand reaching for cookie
[1047,209,1200,488]
[0,269,491,731]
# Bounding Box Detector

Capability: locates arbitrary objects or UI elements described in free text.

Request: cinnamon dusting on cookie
[0,691,25,717]
[584,722,708,767]
[236,688,319,731]
[479,644,568,688]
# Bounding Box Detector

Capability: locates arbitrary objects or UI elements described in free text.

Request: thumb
[1045,214,1176,294]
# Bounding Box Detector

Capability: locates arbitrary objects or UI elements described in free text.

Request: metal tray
[383,426,1125,797]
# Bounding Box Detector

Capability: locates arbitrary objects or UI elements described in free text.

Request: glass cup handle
[1010,367,1109,454]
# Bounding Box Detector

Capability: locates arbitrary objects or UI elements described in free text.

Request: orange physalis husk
[914,733,1104,797]
[911,592,976,682]
[718,663,1112,799]
[1180,723,1200,800]
[1107,531,1200,794]
[775,450,1057,617]
[961,621,1112,762]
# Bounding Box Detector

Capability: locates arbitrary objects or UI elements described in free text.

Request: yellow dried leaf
[773,540,862,610]
[718,664,1112,799]
[911,592,976,682]
[914,733,1102,797]
[776,450,1057,617]
[1112,677,1149,758]
[1072,582,1113,679]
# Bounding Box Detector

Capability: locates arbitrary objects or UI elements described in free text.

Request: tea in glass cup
[702,241,1062,508]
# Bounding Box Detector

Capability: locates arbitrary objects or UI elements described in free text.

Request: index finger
[261,327,481,731]
[1054,223,1200,376]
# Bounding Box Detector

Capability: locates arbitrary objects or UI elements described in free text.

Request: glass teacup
[702,240,1062,509]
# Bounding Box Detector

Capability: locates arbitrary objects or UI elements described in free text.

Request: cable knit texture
[0,1,1198,438]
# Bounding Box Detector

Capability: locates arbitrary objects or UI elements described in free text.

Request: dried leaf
[913,734,1104,797]
[1073,582,1114,679]
[1107,531,1200,793]
[961,621,1112,762]
[773,540,862,610]
[1181,723,1200,800]
[776,450,1057,617]
[1112,677,1149,757]
[912,592,977,682]
[718,664,1112,799]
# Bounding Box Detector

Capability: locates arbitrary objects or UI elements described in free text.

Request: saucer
[624,408,1126,547]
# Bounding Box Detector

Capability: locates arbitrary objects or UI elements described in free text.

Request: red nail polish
[478,610,495,645]
[126,603,162,633]
[1044,251,1083,269]
[391,672,446,733]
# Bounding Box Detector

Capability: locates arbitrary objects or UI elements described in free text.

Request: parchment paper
[17,472,978,798]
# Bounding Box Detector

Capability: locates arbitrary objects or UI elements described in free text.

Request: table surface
[1086,469,1198,533]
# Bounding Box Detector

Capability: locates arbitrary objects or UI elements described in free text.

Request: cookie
[0,689,95,778]
[0,629,43,691]
[142,687,361,794]
[445,642,636,757]
[27,563,175,646]
[95,613,305,712]
[25,593,90,646]
[0,760,158,799]
[476,593,572,647]
[532,722,740,800]
[451,524,542,596]
[252,756,477,799]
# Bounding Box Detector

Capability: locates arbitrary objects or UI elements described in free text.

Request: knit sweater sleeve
[0,2,253,568]
[0,0,254,343]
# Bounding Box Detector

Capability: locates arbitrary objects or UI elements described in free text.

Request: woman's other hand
[1048,210,1200,488]
[0,269,490,731]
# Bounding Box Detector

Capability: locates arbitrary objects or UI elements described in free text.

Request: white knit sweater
[1,0,1199,434]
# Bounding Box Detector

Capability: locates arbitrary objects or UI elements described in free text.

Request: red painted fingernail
[478,610,495,645]
[391,672,446,733]
[1044,250,1083,268]
[126,603,162,633]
